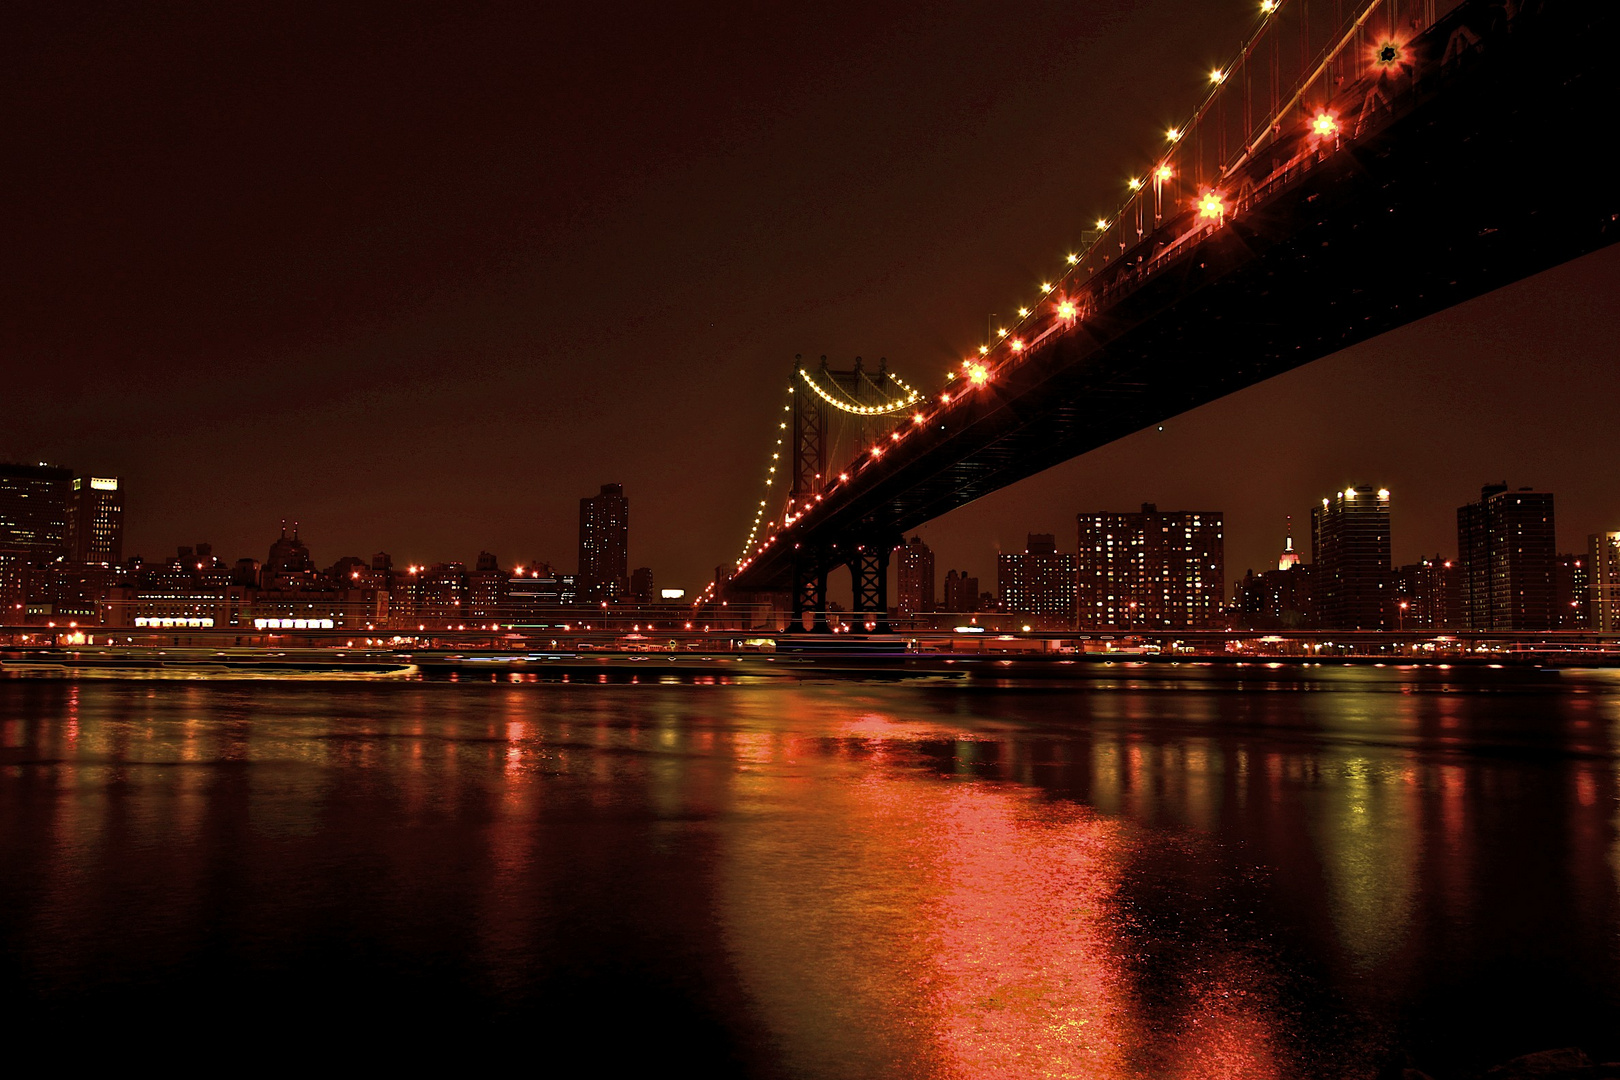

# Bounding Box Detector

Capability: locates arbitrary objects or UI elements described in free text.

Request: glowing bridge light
[967,364,989,386]
[1197,190,1226,220]
[1057,300,1077,320]
[1066,252,1079,264]
[978,345,989,355]
[1039,282,1052,291]
[1010,339,1024,352]
[1375,40,1403,67]
[1166,127,1181,142]
[1128,177,1142,191]
[1094,218,1108,230]
[1156,164,1173,182]
[913,413,925,424]
[1017,307,1030,317]
[1378,488,1391,500]
[996,327,1007,336]
[1312,111,1339,137]
[870,447,883,458]
[1209,68,1225,84]
[1260,0,1277,12]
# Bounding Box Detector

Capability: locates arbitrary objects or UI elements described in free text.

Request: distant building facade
[1076,505,1224,631]
[1233,526,1313,630]
[942,570,979,613]
[631,567,654,605]
[1555,553,1590,630]
[1392,556,1462,630]
[895,536,935,616]
[999,534,1077,626]
[1590,532,1620,633]
[1312,486,1391,630]
[1,463,74,620]
[1234,564,1314,629]
[1456,484,1556,630]
[0,463,73,559]
[579,483,629,602]
[263,523,319,590]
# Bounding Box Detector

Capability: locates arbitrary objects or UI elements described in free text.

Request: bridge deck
[733,0,1620,592]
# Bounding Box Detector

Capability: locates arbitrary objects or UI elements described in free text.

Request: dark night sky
[4,1,1617,595]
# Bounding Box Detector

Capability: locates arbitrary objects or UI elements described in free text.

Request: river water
[2,665,1618,1076]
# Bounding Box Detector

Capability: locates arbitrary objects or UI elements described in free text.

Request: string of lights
[735,386,796,567]
[797,367,921,416]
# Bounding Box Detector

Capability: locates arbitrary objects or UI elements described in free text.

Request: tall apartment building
[579,483,629,602]
[1456,484,1556,630]
[68,475,124,565]
[1312,486,1391,630]
[998,534,1077,625]
[1076,505,1224,631]
[895,536,935,616]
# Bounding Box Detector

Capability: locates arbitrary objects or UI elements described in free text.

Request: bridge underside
[735,0,1620,594]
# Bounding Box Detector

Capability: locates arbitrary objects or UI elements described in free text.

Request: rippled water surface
[3,667,1619,1076]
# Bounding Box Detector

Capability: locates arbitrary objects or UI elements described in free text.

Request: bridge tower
[790,355,825,506]
[789,355,829,632]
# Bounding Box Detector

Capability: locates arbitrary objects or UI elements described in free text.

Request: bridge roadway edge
[735,0,1620,593]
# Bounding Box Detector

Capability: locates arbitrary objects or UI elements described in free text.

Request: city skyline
[2,3,1616,596]
[10,460,1608,627]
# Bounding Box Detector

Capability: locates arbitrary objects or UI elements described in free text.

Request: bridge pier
[790,560,821,634]
[789,554,834,633]
[848,543,894,634]
[811,569,831,633]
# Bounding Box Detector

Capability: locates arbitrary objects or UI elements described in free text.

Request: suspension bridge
[707,0,1620,631]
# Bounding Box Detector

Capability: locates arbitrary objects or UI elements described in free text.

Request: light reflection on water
[1,668,1619,1076]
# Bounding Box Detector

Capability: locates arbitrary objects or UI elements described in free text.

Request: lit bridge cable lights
[797,367,922,415]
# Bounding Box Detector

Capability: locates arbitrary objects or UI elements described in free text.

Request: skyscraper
[1076,505,1224,630]
[998,533,1077,625]
[1312,486,1391,630]
[68,475,123,565]
[0,463,73,563]
[1456,484,1556,630]
[1,463,73,619]
[579,483,629,602]
[895,535,935,616]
